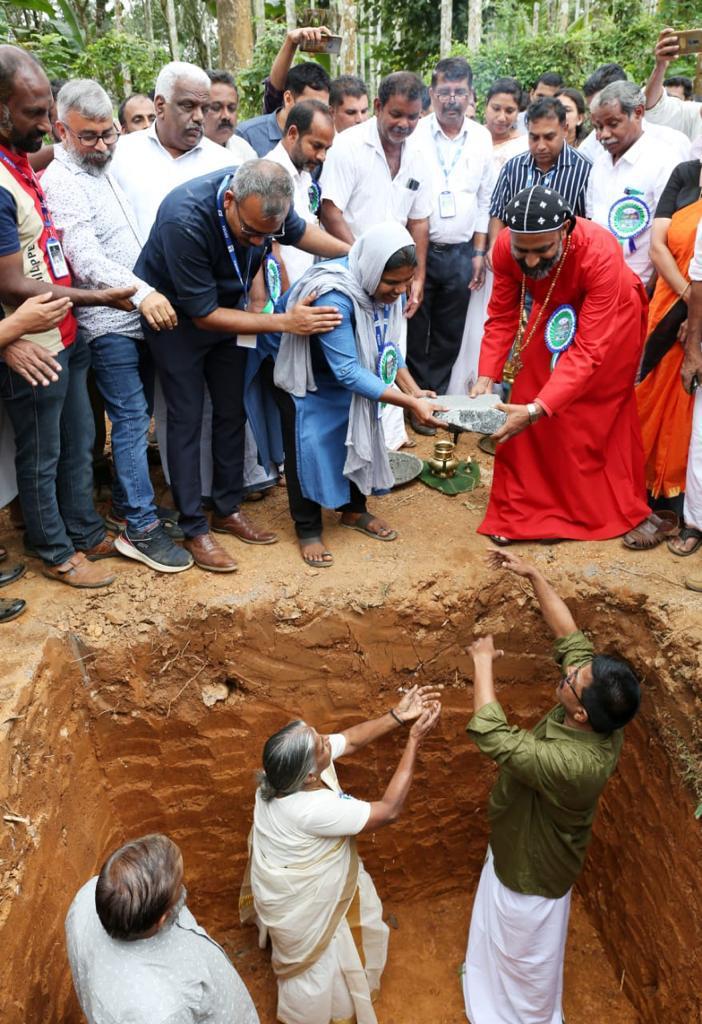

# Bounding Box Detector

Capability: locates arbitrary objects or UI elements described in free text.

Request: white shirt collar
[146,120,204,159]
[269,139,304,183]
[430,112,469,143]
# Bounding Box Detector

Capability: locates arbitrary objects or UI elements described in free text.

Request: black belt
[429,241,472,252]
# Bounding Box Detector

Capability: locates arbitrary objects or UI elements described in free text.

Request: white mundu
[266,140,318,287]
[241,734,388,1024]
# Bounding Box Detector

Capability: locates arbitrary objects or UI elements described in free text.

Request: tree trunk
[532,1,539,33]
[253,0,265,42]
[217,0,253,71]
[202,5,213,67]
[143,0,154,44]
[440,0,452,57]
[339,0,358,74]
[285,0,296,33]
[558,0,568,32]
[164,0,179,58]
[467,0,481,51]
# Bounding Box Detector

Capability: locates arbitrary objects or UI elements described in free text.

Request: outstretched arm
[486,549,577,638]
[341,685,441,756]
[360,703,441,831]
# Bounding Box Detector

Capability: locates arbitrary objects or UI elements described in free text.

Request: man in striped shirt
[488,96,591,258]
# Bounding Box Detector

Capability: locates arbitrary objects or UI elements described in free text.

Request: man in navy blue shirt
[136,158,347,572]
[235,63,330,159]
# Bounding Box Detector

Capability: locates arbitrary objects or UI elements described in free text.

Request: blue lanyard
[0,148,57,236]
[435,133,466,185]
[526,164,556,189]
[373,305,390,352]
[216,174,254,307]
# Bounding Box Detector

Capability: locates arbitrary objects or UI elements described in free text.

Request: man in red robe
[472,184,657,543]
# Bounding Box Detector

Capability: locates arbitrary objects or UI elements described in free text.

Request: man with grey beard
[470,185,657,545]
[42,79,193,574]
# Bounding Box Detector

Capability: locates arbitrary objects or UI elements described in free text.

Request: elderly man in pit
[241,684,441,1024]
[66,832,260,1024]
[462,550,641,1024]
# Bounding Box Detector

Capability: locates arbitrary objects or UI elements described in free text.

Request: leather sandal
[339,512,397,541]
[0,597,26,623]
[667,526,702,557]
[621,511,678,550]
[299,538,334,569]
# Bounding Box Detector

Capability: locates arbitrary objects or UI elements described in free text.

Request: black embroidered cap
[505,185,574,233]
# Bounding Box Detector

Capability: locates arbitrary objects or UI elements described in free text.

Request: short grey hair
[258,720,317,801]
[95,833,182,940]
[154,61,211,101]
[56,79,113,123]
[231,159,294,219]
[591,80,645,117]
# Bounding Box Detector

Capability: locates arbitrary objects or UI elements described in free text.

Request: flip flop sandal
[621,510,678,550]
[299,538,334,569]
[340,512,398,542]
[478,435,497,457]
[667,526,702,557]
[489,534,512,546]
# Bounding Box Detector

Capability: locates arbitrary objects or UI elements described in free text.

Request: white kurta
[684,222,702,530]
[463,848,571,1024]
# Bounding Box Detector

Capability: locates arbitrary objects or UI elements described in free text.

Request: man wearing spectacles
[42,78,193,576]
[405,57,496,431]
[134,159,349,572]
[462,548,641,1024]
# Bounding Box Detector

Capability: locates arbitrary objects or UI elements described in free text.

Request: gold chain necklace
[503,236,571,385]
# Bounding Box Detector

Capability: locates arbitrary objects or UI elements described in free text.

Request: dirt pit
[1,434,702,1022]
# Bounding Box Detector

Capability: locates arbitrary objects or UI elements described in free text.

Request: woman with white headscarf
[263,222,445,568]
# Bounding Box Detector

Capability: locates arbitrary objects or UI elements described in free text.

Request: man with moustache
[471,185,655,544]
[266,99,335,285]
[42,78,193,575]
[205,68,257,165]
[320,71,432,448]
[405,56,495,422]
[0,46,136,589]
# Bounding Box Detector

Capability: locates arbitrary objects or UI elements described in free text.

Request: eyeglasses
[434,88,471,101]
[559,667,586,707]
[63,124,120,148]
[234,199,286,240]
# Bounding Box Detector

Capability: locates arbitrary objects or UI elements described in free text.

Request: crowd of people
[0,22,697,1020]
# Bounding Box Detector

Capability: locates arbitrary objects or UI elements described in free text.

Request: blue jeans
[90,332,157,533]
[0,336,105,565]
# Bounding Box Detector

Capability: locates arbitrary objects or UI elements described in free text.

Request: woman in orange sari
[637,160,702,550]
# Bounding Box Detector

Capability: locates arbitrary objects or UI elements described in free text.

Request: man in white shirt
[644,28,702,143]
[579,61,690,165]
[586,81,678,287]
[320,71,433,447]
[67,833,259,1024]
[110,61,233,238]
[266,98,335,286]
[43,79,193,576]
[405,57,495,422]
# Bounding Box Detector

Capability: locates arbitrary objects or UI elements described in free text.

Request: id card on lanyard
[436,132,466,219]
[526,165,556,189]
[0,149,69,281]
[216,173,257,348]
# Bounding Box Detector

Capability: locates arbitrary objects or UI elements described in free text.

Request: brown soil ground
[1,430,701,1023]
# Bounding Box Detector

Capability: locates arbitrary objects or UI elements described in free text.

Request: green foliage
[236,22,287,120]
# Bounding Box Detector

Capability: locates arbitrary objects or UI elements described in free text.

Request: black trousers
[406,240,473,395]
[145,321,247,538]
[272,384,366,539]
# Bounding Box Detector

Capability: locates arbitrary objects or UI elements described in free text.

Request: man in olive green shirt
[462,550,641,1024]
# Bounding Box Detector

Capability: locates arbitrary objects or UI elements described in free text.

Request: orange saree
[636,196,702,498]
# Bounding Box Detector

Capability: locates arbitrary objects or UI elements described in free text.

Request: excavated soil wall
[2,579,702,1022]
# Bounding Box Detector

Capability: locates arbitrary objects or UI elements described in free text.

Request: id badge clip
[46,237,69,279]
[438,190,456,219]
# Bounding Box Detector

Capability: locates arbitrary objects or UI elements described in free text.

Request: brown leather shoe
[82,534,121,561]
[211,510,278,545]
[184,532,238,572]
[42,551,116,589]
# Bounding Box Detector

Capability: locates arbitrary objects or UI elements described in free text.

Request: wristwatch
[473,249,487,257]
[526,402,540,423]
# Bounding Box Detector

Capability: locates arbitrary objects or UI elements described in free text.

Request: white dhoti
[447,271,493,396]
[684,388,702,530]
[381,319,409,450]
[463,848,570,1024]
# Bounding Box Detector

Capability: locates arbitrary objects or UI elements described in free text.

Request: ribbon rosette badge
[545,304,576,372]
[608,196,651,253]
[264,254,282,303]
[377,342,399,387]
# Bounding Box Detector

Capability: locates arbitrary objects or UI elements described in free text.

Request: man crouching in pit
[240,685,441,1024]
[462,550,641,1024]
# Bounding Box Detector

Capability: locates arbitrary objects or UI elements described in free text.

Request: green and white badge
[545,304,576,371]
[608,195,651,253]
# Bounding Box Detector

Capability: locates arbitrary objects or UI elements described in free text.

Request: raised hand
[409,701,441,740]
[395,683,443,723]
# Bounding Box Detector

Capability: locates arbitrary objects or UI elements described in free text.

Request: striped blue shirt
[489,142,592,221]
